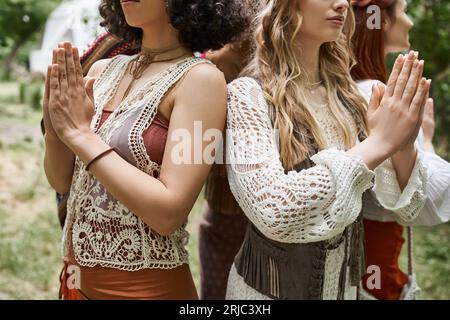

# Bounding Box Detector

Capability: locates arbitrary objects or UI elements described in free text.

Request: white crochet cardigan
[225,77,427,300]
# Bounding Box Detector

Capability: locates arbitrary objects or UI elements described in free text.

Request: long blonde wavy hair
[244,0,369,169]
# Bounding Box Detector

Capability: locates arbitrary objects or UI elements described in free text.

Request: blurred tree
[0,0,61,78]
[408,0,450,159]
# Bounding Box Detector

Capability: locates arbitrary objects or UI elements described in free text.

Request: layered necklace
[122,43,192,99]
[305,80,327,107]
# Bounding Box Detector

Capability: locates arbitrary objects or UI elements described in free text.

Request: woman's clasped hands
[43,41,96,150]
[366,50,432,157]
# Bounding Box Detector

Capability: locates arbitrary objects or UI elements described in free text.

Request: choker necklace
[123,44,192,99]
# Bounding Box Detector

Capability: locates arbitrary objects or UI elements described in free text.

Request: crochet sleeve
[225,77,375,243]
[356,80,428,224]
[372,157,427,224]
[412,148,450,225]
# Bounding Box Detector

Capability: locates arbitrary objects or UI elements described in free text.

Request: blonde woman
[224,0,430,300]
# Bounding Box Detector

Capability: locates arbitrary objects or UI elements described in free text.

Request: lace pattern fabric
[225,77,427,299]
[373,157,427,223]
[357,79,429,225]
[226,77,375,244]
[62,55,210,271]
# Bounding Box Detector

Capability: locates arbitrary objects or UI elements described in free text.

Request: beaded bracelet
[85,147,116,171]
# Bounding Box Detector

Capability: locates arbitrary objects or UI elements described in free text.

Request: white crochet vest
[62,55,209,271]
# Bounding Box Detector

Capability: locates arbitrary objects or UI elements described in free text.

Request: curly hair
[99,0,250,52]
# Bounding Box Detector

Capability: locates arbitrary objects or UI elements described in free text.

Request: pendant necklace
[122,44,192,100]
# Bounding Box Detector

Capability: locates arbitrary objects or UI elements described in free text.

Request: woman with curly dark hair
[43,0,248,300]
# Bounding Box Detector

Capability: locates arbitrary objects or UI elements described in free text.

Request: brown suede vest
[205,147,369,300]
[233,157,370,300]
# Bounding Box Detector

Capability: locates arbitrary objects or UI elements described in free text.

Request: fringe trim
[235,227,285,299]
[235,224,328,300]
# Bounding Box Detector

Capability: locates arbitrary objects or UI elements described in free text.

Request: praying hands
[44,42,96,150]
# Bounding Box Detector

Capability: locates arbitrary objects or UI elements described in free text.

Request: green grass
[0,81,43,125]
[0,82,19,100]
[0,101,42,125]
[0,209,62,300]
[186,195,205,290]
[0,140,62,299]
[400,224,450,300]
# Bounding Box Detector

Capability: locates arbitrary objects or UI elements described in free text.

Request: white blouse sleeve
[357,80,428,224]
[410,136,450,226]
[372,156,427,224]
[226,77,375,244]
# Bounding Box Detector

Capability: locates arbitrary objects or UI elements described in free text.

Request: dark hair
[351,0,397,83]
[99,0,250,52]
[228,0,262,63]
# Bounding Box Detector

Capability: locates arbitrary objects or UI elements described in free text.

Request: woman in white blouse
[351,0,449,300]
[224,0,430,300]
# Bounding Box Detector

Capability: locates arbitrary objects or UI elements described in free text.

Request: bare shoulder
[180,62,227,96]
[173,62,228,118]
[86,58,113,78]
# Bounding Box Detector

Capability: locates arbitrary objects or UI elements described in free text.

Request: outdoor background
[0,0,449,299]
